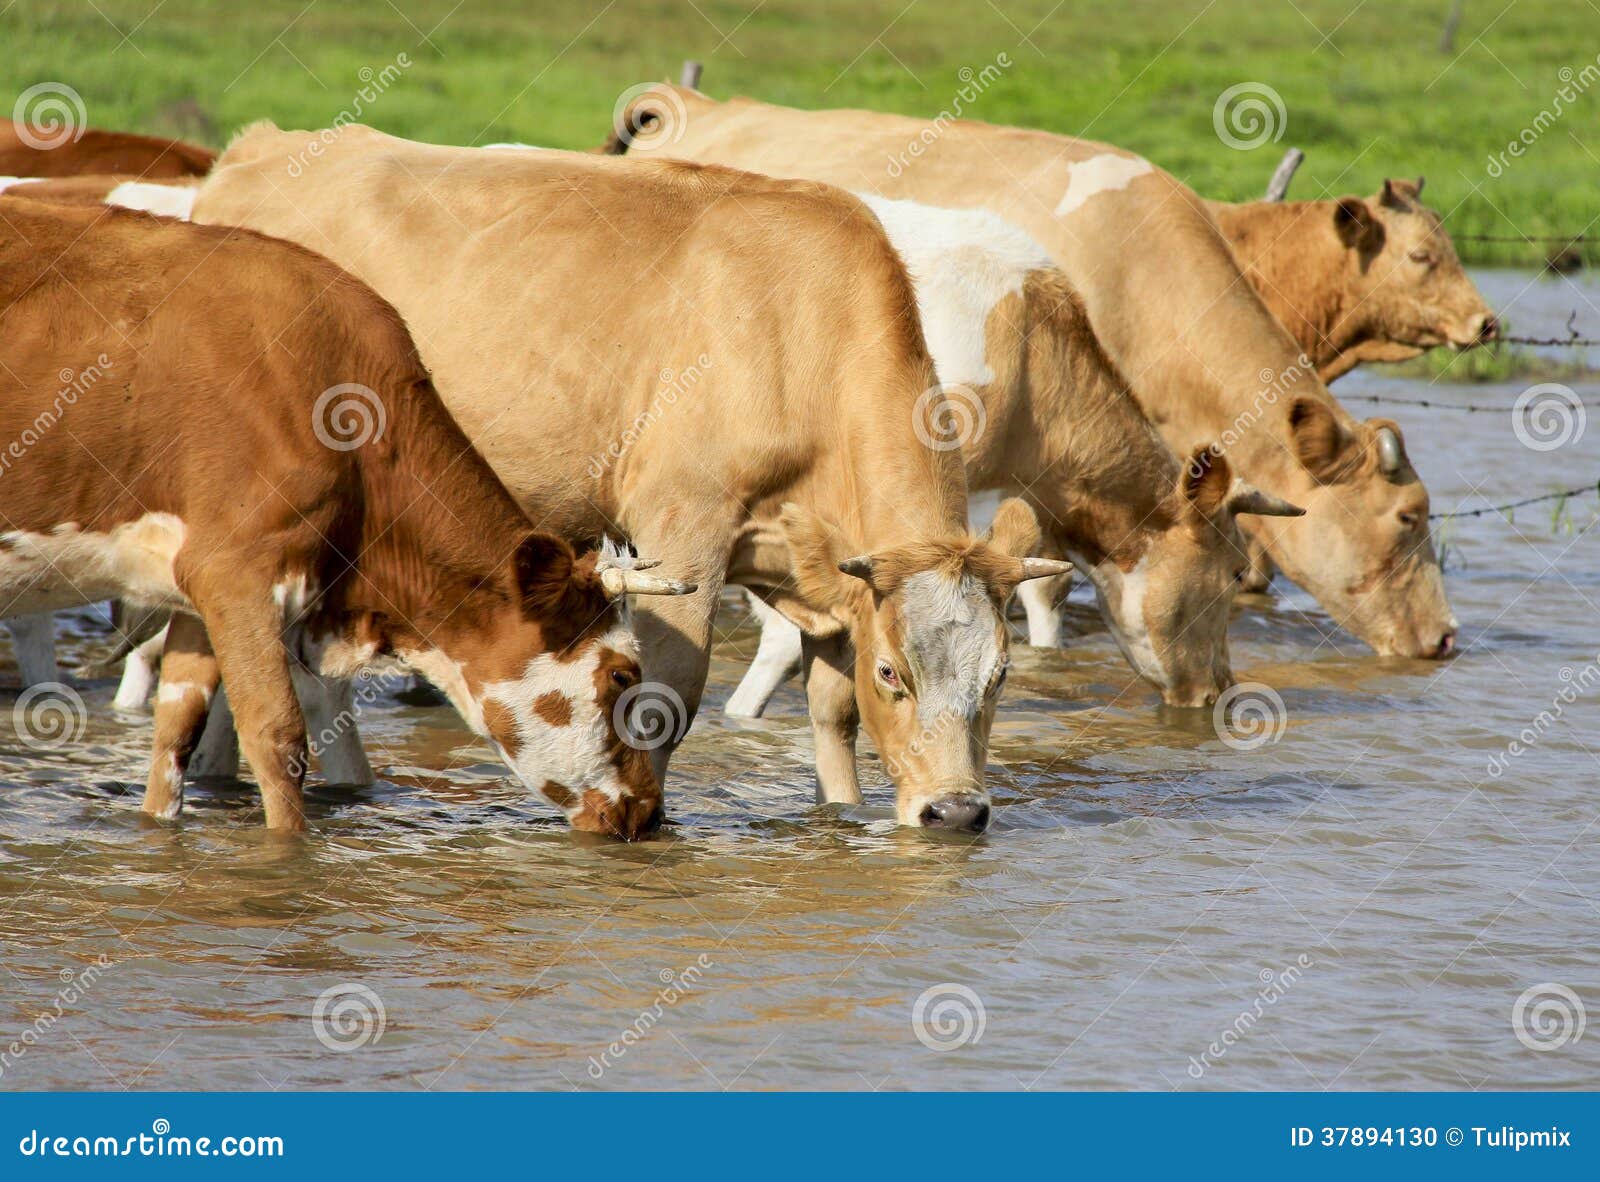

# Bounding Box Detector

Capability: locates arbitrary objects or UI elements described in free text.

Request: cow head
[1252,399,1457,659]
[781,498,1067,832]
[1077,450,1303,708]
[1330,178,1497,355]
[411,534,695,840]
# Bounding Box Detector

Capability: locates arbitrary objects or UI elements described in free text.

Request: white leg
[5,613,58,686]
[189,685,241,779]
[1018,572,1072,648]
[292,668,375,786]
[725,592,804,718]
[113,625,168,710]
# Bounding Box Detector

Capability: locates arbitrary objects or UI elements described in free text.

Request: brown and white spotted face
[402,535,692,840]
[783,499,1064,832]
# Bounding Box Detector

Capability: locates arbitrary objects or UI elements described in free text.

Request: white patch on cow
[1016,576,1066,648]
[154,753,184,820]
[398,646,486,734]
[114,625,167,709]
[0,514,188,616]
[107,180,197,221]
[271,573,316,624]
[157,678,212,706]
[1054,154,1154,217]
[1076,551,1168,687]
[0,177,45,194]
[898,570,1004,725]
[724,592,802,718]
[481,626,641,812]
[858,193,1053,388]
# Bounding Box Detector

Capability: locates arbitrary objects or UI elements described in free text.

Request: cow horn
[1375,426,1404,475]
[837,555,876,580]
[597,566,697,598]
[1018,557,1074,581]
[1226,481,1305,519]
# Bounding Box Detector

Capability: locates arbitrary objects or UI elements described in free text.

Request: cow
[603,86,1459,661]
[726,193,1303,718]
[1208,178,1498,383]
[0,172,201,218]
[188,123,1071,832]
[0,122,214,177]
[0,200,695,838]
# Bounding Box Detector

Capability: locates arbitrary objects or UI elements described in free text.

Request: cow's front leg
[800,630,861,806]
[290,666,375,786]
[725,591,803,718]
[5,612,58,686]
[142,613,219,821]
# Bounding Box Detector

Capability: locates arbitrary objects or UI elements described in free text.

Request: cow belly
[0,513,189,615]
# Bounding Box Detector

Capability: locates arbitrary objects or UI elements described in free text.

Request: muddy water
[2,270,1597,1091]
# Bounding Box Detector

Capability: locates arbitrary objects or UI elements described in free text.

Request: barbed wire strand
[1431,481,1600,521]
[1451,233,1587,244]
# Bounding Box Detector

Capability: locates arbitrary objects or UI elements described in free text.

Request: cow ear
[512,531,581,619]
[1180,447,1233,518]
[1379,178,1420,209]
[1334,197,1381,252]
[779,502,863,624]
[984,497,1042,559]
[1289,397,1354,482]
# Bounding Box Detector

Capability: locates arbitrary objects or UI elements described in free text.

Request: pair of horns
[836,555,1073,583]
[596,555,697,599]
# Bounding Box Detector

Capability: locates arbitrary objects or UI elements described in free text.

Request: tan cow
[728,194,1303,717]
[1209,178,1498,383]
[0,122,214,177]
[0,200,693,839]
[605,87,1459,660]
[191,123,1069,831]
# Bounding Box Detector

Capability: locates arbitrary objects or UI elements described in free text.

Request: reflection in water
[2,273,1598,1090]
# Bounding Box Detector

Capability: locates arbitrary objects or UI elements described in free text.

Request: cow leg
[1240,534,1276,594]
[189,685,240,778]
[141,614,219,821]
[291,668,374,785]
[725,591,803,718]
[1016,529,1074,647]
[800,630,861,806]
[181,573,307,832]
[5,612,58,686]
[113,624,168,709]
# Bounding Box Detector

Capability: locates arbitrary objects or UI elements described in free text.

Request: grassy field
[1,0,1592,265]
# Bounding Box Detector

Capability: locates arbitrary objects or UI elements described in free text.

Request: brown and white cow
[0,122,214,178]
[1209,178,1498,383]
[0,200,693,838]
[189,123,1069,831]
[0,172,201,218]
[605,87,1459,661]
[727,194,1303,717]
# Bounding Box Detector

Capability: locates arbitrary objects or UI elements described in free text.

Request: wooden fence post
[680,60,703,89]
[1264,147,1305,201]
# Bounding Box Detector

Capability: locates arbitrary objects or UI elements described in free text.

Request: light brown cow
[0,122,214,177]
[727,193,1303,716]
[1209,179,1498,383]
[605,87,1459,660]
[0,200,693,839]
[191,123,1069,831]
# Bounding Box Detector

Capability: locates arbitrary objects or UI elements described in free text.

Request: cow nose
[919,795,991,832]
[1478,314,1499,342]
[1433,629,1457,658]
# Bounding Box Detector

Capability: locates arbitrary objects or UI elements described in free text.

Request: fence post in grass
[680,60,703,89]
[1439,0,1465,53]
[1264,147,1305,201]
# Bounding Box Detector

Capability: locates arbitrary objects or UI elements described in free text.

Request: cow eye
[1408,250,1435,266]
[876,661,901,690]
[1398,510,1420,529]
[610,668,635,690]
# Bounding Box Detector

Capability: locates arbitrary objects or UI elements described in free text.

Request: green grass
[2,0,1592,264]
[1381,343,1600,383]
